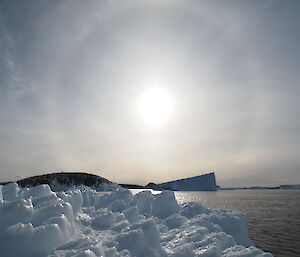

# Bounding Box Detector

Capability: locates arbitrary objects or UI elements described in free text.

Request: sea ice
[0,183,273,257]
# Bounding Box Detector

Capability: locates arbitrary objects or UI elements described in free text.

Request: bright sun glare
[138,88,173,127]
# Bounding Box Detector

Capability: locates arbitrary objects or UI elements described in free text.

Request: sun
[138,88,173,127]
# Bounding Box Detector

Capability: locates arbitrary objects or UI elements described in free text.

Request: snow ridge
[0,183,273,257]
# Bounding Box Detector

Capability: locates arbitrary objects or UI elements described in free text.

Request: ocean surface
[175,190,300,257]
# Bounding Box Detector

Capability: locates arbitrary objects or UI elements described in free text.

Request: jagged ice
[0,183,273,257]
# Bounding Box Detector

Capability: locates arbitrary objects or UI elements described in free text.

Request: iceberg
[279,184,300,189]
[154,172,218,191]
[0,183,272,257]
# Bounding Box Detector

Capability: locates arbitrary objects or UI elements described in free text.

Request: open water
[175,190,300,257]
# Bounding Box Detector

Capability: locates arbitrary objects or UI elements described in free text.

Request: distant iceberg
[280,184,300,189]
[148,172,218,191]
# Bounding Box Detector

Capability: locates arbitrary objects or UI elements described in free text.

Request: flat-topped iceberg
[0,183,272,257]
[146,173,218,191]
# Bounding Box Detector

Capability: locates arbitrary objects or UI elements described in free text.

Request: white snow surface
[0,183,273,257]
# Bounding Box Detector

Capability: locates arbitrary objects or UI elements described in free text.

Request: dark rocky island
[14,172,115,191]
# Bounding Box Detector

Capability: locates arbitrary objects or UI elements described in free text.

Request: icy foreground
[0,183,272,257]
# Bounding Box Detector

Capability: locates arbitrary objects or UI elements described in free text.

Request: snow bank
[0,183,273,257]
[46,180,121,193]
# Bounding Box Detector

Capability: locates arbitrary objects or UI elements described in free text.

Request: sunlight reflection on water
[130,188,162,195]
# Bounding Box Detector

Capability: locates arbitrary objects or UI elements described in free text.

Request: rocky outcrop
[16,172,114,191]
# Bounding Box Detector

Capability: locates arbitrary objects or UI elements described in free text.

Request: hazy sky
[1,0,300,187]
